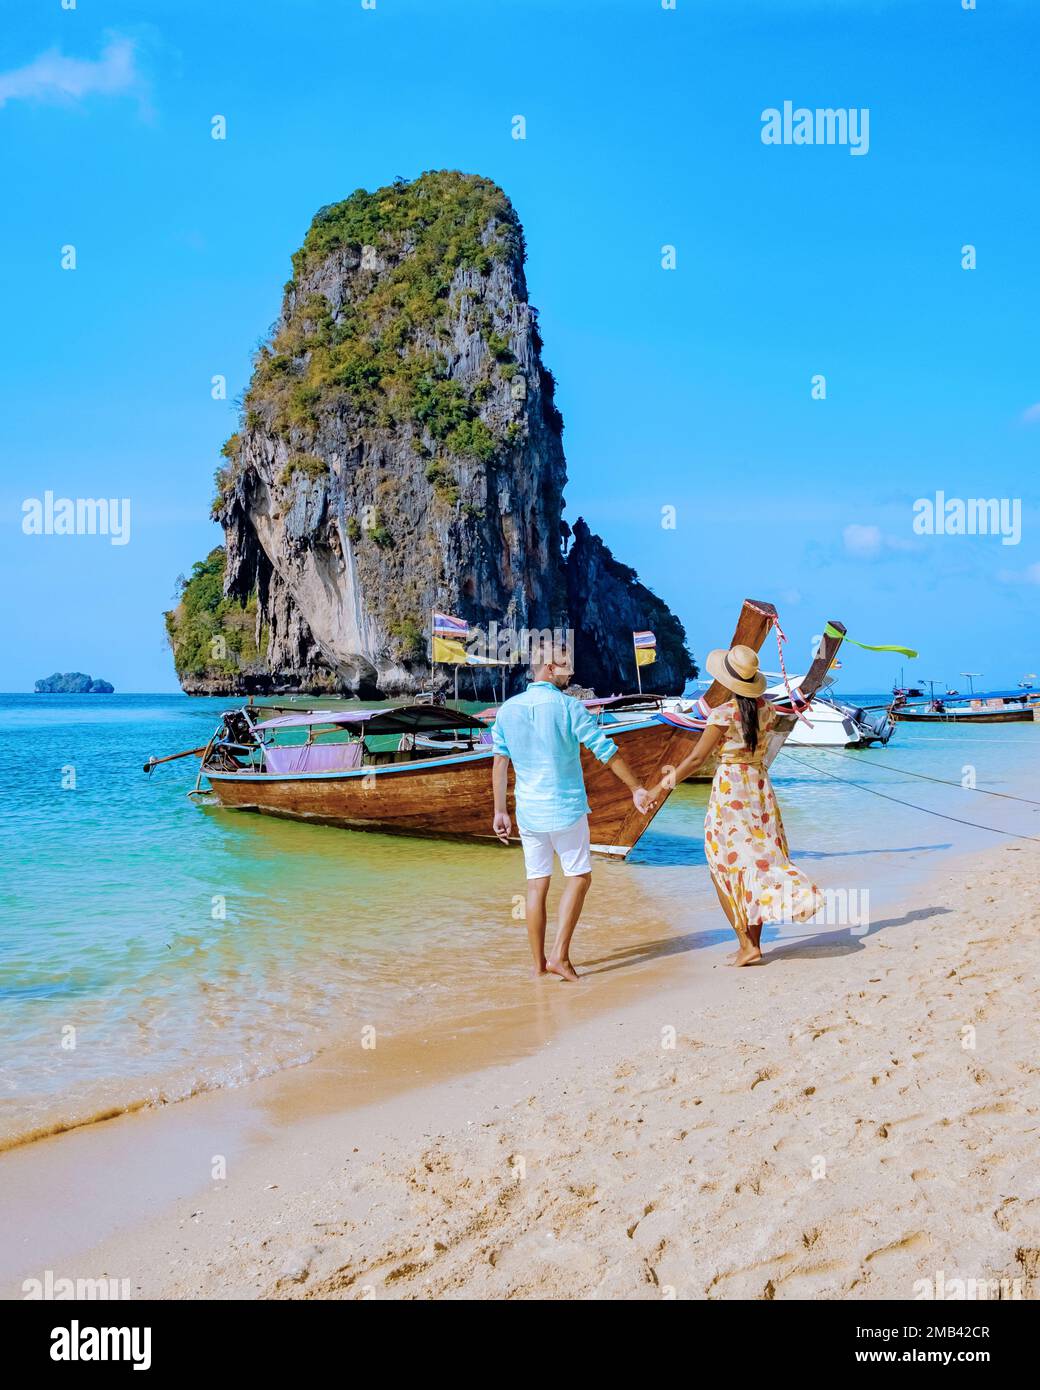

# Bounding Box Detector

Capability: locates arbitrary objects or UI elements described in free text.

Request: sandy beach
[4,836,1037,1302]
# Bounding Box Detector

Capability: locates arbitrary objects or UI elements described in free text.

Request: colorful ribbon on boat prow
[770,615,813,727]
[823,622,918,660]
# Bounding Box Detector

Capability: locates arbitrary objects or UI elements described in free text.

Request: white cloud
[0,36,142,110]
[842,523,925,560]
[843,524,882,558]
[998,562,1040,585]
[1022,403,1040,424]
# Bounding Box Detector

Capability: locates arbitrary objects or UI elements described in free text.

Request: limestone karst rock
[167,172,695,696]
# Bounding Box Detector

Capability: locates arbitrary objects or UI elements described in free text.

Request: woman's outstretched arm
[650,724,724,801]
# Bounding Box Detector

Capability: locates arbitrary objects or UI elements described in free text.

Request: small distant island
[35,672,115,694]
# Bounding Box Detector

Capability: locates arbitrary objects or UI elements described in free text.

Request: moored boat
[768,683,894,748]
[889,690,1040,724]
[147,599,846,858]
[201,707,687,858]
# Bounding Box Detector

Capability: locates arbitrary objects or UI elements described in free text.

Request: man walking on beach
[491,641,650,981]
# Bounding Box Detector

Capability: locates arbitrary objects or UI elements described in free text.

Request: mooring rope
[780,750,1040,844]
[800,745,1040,808]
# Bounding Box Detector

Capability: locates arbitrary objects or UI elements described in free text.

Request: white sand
[7,841,1036,1301]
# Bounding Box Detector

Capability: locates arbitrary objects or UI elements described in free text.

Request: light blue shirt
[491,682,618,832]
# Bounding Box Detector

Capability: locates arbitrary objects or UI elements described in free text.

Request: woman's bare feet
[725,924,764,965]
[532,958,548,978]
[547,957,581,982]
[726,944,763,967]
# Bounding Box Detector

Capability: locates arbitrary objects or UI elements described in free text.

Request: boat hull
[204,719,700,859]
[891,707,1034,724]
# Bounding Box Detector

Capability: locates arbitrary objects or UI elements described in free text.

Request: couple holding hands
[490,640,821,978]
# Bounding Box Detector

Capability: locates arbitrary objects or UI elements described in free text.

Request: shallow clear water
[2,692,1038,1146]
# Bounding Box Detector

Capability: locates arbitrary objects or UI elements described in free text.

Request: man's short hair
[529,637,570,676]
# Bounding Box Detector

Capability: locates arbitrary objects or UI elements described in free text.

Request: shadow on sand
[579,904,954,976]
[760,904,955,964]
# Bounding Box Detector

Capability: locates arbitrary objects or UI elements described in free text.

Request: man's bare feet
[546,957,581,982]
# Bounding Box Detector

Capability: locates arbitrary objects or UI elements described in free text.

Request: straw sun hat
[705,643,767,697]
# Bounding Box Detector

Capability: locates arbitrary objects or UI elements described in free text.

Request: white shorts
[518,814,592,879]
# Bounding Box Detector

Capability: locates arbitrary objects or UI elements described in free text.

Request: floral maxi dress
[703,699,822,935]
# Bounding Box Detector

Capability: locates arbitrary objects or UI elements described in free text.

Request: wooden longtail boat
[150,600,845,859]
[890,703,1037,725]
[889,691,1040,724]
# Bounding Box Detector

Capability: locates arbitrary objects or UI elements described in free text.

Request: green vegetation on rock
[424,458,459,505]
[387,615,425,660]
[245,171,527,462]
[278,453,330,487]
[212,433,244,515]
[165,547,267,680]
[291,170,518,282]
[367,509,392,547]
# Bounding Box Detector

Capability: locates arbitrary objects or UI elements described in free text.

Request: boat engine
[857,706,893,745]
[833,701,894,747]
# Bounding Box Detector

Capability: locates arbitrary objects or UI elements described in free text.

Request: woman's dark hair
[735,694,759,754]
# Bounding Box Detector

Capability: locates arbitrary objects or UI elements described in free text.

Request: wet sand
[3,839,1037,1300]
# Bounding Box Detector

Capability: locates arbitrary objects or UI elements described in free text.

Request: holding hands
[646,780,668,810]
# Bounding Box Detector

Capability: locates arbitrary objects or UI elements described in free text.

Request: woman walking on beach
[651,644,822,967]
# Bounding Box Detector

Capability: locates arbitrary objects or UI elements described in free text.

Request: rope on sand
[780,751,1040,845]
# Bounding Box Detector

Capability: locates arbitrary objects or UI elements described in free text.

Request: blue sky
[2,0,1038,693]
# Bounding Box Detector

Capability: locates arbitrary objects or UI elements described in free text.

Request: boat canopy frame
[246,704,492,737]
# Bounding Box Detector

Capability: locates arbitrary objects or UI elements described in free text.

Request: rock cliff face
[167,172,694,697]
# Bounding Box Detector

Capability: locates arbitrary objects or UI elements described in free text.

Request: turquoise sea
[3,691,1039,1149]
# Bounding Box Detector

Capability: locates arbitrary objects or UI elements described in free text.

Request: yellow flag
[635,648,656,667]
[432,634,468,664]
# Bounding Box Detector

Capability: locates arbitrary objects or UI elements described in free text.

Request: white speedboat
[765,682,855,746]
[765,680,893,747]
